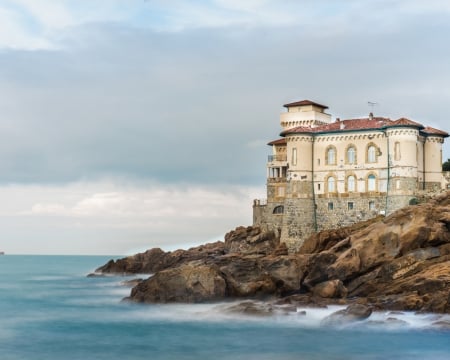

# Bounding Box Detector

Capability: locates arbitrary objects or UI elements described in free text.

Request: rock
[221,301,274,317]
[96,241,226,275]
[127,262,226,303]
[312,280,347,299]
[431,320,450,330]
[219,256,277,298]
[120,278,143,287]
[321,304,372,326]
[224,226,279,255]
[302,252,337,288]
[385,317,409,326]
[93,191,450,314]
[260,255,308,295]
[298,216,383,254]
[86,272,106,277]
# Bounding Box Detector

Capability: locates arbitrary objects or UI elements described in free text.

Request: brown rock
[221,301,274,317]
[127,261,226,303]
[224,226,279,255]
[321,304,372,326]
[312,279,347,299]
[96,242,226,275]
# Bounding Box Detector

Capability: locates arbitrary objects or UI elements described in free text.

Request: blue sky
[0,0,449,254]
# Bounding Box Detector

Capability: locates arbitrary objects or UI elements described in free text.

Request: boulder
[312,280,347,299]
[321,304,372,326]
[127,261,226,303]
[224,226,279,255]
[220,301,274,317]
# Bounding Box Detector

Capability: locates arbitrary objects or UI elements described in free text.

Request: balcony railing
[268,154,287,162]
[268,177,287,183]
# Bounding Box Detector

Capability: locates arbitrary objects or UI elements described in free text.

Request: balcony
[268,177,287,183]
[268,154,287,162]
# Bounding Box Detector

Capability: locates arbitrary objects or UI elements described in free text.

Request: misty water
[0,255,449,360]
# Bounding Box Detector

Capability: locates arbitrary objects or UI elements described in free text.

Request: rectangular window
[317,158,320,166]
[348,202,354,210]
[318,183,321,190]
[328,202,334,210]
[278,187,285,197]
[396,179,401,190]
[292,148,297,166]
[369,201,375,210]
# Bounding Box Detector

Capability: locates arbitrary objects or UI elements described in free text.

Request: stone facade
[253,100,449,252]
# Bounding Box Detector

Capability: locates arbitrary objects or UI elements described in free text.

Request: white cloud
[2,1,450,49]
[0,180,264,254]
[0,7,52,49]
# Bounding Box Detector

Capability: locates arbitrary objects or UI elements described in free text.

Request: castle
[253,100,449,251]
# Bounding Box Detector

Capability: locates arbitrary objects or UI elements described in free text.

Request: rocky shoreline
[94,191,450,314]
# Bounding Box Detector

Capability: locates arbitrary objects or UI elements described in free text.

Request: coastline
[94,191,450,315]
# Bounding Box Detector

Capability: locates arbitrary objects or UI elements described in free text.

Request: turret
[280,100,331,131]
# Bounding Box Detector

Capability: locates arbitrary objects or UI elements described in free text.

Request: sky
[0,0,449,255]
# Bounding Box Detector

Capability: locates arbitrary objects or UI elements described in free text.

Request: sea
[0,255,449,360]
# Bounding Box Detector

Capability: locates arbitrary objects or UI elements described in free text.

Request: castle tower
[423,127,448,191]
[280,132,316,251]
[384,118,423,213]
[281,100,331,131]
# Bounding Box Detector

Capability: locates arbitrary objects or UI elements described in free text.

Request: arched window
[368,174,376,191]
[347,146,356,164]
[367,145,377,163]
[327,176,336,192]
[326,146,336,165]
[273,205,284,214]
[347,175,356,192]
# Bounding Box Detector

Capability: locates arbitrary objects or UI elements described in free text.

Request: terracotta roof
[280,117,390,136]
[278,116,448,137]
[421,126,449,137]
[267,138,287,146]
[283,99,328,109]
[389,117,424,128]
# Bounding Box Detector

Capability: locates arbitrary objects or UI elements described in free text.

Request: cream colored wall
[387,129,420,186]
[310,131,388,195]
[280,111,331,130]
[285,131,391,195]
[286,136,313,180]
[416,136,425,184]
[281,127,446,197]
[424,137,444,182]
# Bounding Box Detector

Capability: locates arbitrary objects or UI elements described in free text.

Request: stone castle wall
[315,195,385,231]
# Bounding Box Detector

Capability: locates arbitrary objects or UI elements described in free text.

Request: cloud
[4,0,450,50]
[1,18,449,186]
[0,1,449,255]
[1,180,264,254]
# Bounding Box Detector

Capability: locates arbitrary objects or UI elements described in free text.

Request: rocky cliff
[95,191,450,313]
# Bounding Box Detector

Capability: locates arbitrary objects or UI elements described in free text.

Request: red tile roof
[391,117,424,127]
[283,99,328,109]
[279,116,440,136]
[421,126,449,137]
[267,138,287,146]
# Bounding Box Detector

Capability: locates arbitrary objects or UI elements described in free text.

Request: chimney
[336,117,340,122]
[369,112,374,120]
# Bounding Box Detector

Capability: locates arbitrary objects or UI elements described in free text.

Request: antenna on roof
[368,101,378,120]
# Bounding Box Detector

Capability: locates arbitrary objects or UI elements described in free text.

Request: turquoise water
[0,255,449,360]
